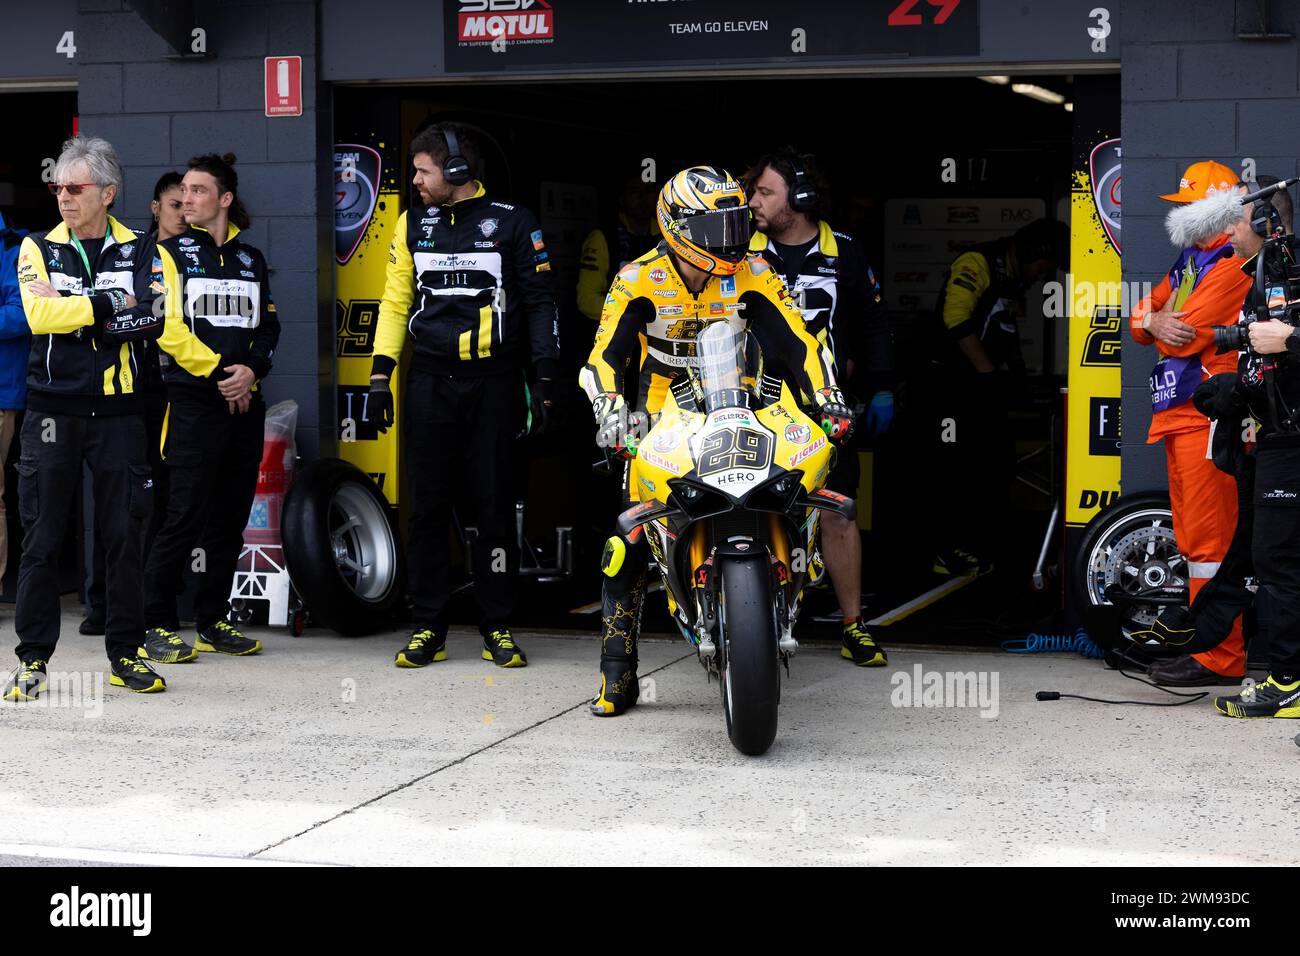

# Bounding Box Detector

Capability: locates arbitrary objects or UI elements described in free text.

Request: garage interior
[334,72,1090,646]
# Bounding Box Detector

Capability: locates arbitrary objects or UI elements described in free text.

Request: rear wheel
[282,458,403,636]
[717,556,780,756]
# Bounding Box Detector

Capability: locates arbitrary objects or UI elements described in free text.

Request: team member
[82,171,185,636]
[745,149,893,667]
[923,217,1066,577]
[580,166,853,716]
[0,210,29,594]
[1215,181,1300,718]
[141,153,280,661]
[368,123,561,669]
[1128,162,1252,686]
[2,136,209,700]
[576,174,658,322]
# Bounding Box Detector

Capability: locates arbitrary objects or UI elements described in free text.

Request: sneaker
[79,609,105,636]
[395,628,447,668]
[2,659,48,702]
[1214,675,1300,718]
[482,629,527,668]
[933,547,989,577]
[590,659,638,716]
[139,627,198,664]
[841,619,887,667]
[195,621,262,656]
[109,656,166,693]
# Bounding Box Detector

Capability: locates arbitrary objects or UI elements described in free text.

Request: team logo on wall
[334,144,383,265]
[1089,138,1121,253]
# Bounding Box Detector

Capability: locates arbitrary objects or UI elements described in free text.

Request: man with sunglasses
[580,165,852,716]
[3,136,218,701]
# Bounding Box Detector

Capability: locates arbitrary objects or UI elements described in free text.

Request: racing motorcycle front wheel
[716,554,781,756]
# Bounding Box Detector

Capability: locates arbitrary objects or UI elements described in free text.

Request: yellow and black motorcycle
[614,322,854,755]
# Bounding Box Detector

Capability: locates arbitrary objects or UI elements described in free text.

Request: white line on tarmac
[0,842,334,867]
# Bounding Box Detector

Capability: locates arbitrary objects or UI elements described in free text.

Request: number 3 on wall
[888,0,961,26]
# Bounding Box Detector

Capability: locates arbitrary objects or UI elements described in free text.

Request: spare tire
[283,458,403,636]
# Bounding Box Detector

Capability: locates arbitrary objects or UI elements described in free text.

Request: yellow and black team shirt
[933,239,1026,372]
[370,181,561,381]
[750,220,894,397]
[580,245,836,415]
[15,216,215,416]
[156,223,278,395]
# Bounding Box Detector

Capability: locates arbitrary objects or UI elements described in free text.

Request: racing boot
[591,533,648,717]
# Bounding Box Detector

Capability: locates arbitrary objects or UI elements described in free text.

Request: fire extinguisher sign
[264,56,303,117]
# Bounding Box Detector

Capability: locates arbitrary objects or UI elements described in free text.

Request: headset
[1251,198,1281,239]
[787,155,818,215]
[440,125,472,187]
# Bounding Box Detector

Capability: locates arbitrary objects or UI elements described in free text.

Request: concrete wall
[1119,1,1300,492]
[74,0,334,461]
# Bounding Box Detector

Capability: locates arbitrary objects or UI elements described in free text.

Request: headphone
[440,126,472,187]
[1250,198,1281,239]
[787,155,818,215]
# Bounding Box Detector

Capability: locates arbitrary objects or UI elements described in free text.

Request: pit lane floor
[0,608,1294,867]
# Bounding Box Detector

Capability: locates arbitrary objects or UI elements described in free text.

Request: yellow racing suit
[579,244,835,415]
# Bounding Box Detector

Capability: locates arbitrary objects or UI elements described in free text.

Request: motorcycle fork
[769,514,796,676]
[689,523,720,678]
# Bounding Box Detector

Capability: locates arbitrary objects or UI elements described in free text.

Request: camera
[1213,182,1300,356]
[1214,319,1252,354]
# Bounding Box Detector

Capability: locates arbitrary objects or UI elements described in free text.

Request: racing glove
[864,390,894,437]
[815,387,856,444]
[368,376,395,434]
[592,392,648,461]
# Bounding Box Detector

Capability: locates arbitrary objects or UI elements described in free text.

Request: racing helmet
[657,166,752,276]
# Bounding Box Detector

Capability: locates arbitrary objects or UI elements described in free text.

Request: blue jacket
[0,212,30,410]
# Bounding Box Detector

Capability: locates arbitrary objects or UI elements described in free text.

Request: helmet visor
[678,207,752,263]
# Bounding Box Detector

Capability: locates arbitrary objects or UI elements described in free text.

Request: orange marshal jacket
[1129,234,1252,442]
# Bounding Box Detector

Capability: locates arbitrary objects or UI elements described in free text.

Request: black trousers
[14,411,151,663]
[142,392,264,632]
[86,395,168,615]
[404,368,523,635]
[1252,442,1300,672]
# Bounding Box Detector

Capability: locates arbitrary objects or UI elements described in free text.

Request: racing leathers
[369,182,560,637]
[580,245,842,714]
[13,216,212,666]
[142,223,280,637]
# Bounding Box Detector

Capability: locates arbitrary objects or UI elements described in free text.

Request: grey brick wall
[74,0,334,462]
[1119,1,1300,493]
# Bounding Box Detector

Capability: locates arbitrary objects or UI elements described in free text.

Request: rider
[579,166,855,717]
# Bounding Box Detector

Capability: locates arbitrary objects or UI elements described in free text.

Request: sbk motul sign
[458,0,554,43]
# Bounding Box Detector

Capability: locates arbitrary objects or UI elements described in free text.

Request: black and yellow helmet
[657,166,751,276]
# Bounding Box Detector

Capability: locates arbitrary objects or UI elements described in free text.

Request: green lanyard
[68,229,105,288]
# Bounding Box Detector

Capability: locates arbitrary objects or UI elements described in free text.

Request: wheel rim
[1084,507,1187,633]
[327,482,397,603]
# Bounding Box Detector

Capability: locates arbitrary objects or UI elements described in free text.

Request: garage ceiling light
[979,75,1010,84]
[1012,83,1066,105]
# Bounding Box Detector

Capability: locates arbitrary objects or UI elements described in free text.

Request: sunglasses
[47,183,97,196]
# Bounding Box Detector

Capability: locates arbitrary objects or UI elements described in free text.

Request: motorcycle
[614,321,854,755]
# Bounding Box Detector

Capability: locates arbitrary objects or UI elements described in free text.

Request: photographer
[1213,179,1300,719]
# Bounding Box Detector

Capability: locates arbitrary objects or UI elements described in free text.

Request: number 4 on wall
[888,0,961,26]
[57,30,76,59]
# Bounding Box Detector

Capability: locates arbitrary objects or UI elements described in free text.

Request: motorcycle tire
[717,555,781,756]
[1073,491,1185,638]
[282,458,404,636]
